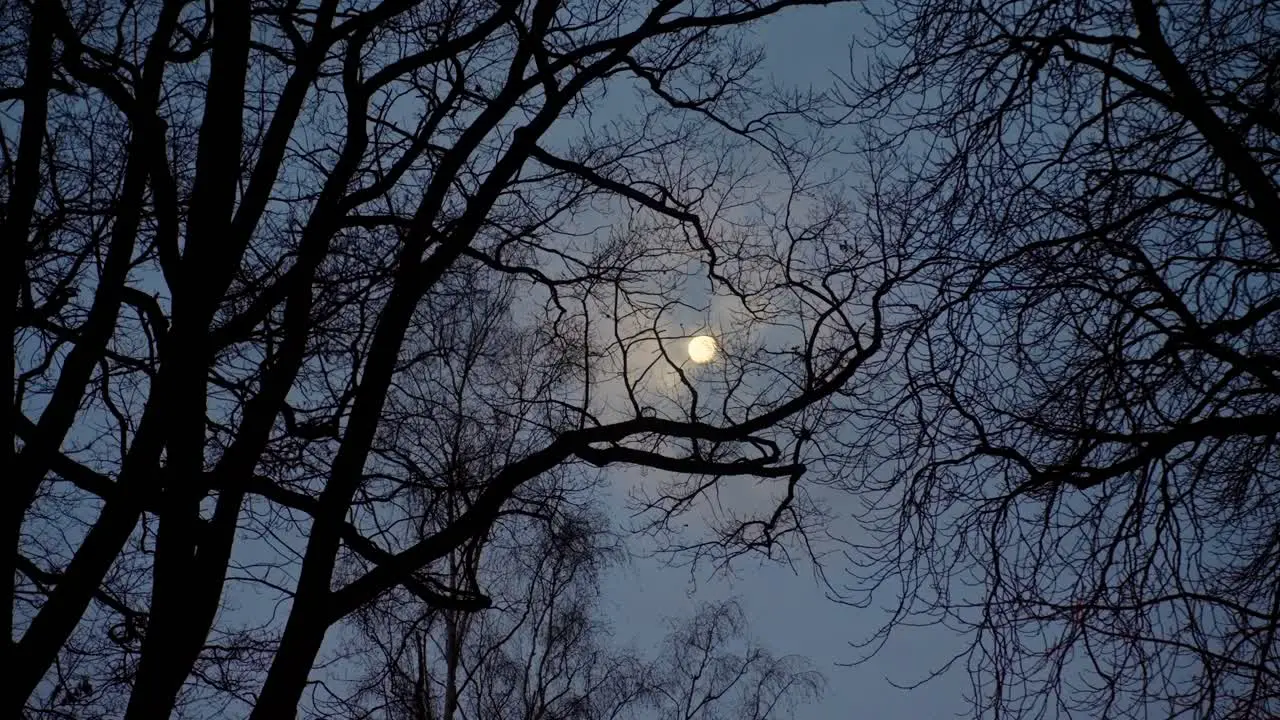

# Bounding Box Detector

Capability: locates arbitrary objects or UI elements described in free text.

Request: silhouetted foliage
[830,0,1280,716]
[6,0,880,717]
[16,0,1264,716]
[345,506,821,720]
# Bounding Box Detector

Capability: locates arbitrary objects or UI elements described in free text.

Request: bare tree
[5,0,895,717]
[346,497,635,720]
[345,496,820,720]
[830,0,1280,716]
[646,599,822,720]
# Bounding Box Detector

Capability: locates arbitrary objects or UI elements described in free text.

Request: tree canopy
[6,0,1277,717]
[7,0,871,716]
[832,0,1280,715]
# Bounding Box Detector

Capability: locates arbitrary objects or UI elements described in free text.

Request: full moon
[687,335,717,364]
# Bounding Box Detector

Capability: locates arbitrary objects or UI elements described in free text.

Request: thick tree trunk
[124,0,253,712]
[8,3,182,710]
[4,3,54,708]
[10,407,166,709]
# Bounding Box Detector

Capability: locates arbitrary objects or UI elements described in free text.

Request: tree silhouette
[6,0,888,716]
[831,0,1280,716]
[345,496,820,720]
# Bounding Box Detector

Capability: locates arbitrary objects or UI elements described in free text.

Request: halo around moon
[687,335,717,364]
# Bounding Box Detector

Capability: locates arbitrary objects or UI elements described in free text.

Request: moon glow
[687,335,717,364]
